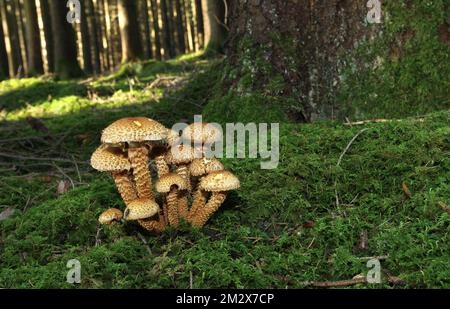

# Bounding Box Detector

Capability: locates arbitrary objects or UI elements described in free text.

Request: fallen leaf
[57,180,71,195]
[402,182,412,198]
[0,207,15,221]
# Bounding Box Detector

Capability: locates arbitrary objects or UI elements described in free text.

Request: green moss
[338,0,450,119]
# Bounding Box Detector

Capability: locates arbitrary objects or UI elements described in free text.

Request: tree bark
[48,0,83,78]
[174,0,186,54]
[160,0,174,59]
[15,0,28,74]
[149,0,161,60]
[23,0,44,76]
[86,0,101,74]
[194,0,204,49]
[80,0,93,74]
[1,0,23,77]
[39,0,54,73]
[0,6,10,79]
[138,0,152,59]
[201,0,226,53]
[117,0,143,62]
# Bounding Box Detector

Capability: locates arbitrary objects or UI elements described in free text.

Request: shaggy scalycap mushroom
[182,122,221,146]
[98,208,123,225]
[156,173,188,227]
[124,198,160,221]
[188,158,224,221]
[90,144,137,205]
[190,171,240,227]
[101,117,168,200]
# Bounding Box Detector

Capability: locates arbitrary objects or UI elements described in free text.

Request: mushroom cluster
[90,117,240,232]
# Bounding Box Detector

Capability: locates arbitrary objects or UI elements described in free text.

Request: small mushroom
[101,117,168,199]
[123,198,160,221]
[187,158,224,222]
[91,144,137,205]
[151,144,170,178]
[182,122,221,153]
[190,171,240,228]
[156,173,188,227]
[98,208,123,225]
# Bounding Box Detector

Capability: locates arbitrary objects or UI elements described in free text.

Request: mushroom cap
[199,170,240,192]
[90,144,131,172]
[156,172,188,193]
[124,198,160,221]
[190,158,224,177]
[101,117,168,144]
[167,128,181,146]
[165,144,198,164]
[98,208,123,224]
[182,122,221,145]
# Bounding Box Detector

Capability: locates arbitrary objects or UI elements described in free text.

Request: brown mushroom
[181,122,221,156]
[98,208,123,225]
[187,158,224,222]
[101,117,168,200]
[190,171,240,228]
[123,198,160,221]
[156,173,188,227]
[90,144,137,205]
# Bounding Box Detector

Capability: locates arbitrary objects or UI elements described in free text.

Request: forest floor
[0,53,449,288]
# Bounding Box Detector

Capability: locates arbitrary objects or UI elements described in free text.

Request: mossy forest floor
[0,54,449,288]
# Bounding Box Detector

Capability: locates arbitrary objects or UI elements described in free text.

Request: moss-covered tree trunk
[225,1,449,122]
[201,0,226,53]
[49,0,83,78]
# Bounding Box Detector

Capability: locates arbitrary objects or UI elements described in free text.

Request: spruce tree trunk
[86,0,101,74]
[1,0,23,77]
[149,0,161,60]
[48,0,83,78]
[160,0,175,58]
[23,0,44,76]
[201,0,226,53]
[117,0,143,62]
[0,6,9,79]
[39,0,54,73]
[174,0,186,54]
[139,0,152,59]
[80,0,93,74]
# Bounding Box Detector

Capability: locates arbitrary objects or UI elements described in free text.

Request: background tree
[80,0,93,74]
[117,0,143,62]
[201,0,226,53]
[0,8,9,79]
[48,0,83,78]
[23,0,44,76]
[1,0,23,77]
[39,0,54,73]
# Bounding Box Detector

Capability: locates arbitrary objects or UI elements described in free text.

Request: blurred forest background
[0,1,448,288]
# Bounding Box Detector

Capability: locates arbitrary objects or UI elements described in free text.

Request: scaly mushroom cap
[124,198,160,221]
[189,158,224,177]
[167,128,181,146]
[98,208,123,225]
[165,144,197,165]
[101,117,168,144]
[156,172,188,193]
[182,123,221,145]
[90,144,131,172]
[199,171,240,192]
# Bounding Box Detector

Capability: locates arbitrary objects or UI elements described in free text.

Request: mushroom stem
[175,164,191,191]
[178,191,189,220]
[111,171,138,205]
[128,146,153,199]
[155,155,169,177]
[187,184,207,223]
[191,192,227,228]
[138,217,166,233]
[161,202,169,225]
[166,187,179,227]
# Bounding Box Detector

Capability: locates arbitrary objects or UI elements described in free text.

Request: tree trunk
[138,0,152,59]
[160,0,174,59]
[86,0,101,74]
[15,0,28,74]
[226,1,372,121]
[149,0,161,60]
[23,0,44,76]
[194,0,204,49]
[117,0,143,62]
[79,0,92,74]
[174,0,186,54]
[1,0,23,77]
[39,0,54,73]
[201,0,226,53]
[48,0,83,78]
[0,6,10,79]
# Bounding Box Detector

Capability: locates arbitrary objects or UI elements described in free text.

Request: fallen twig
[344,118,425,126]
